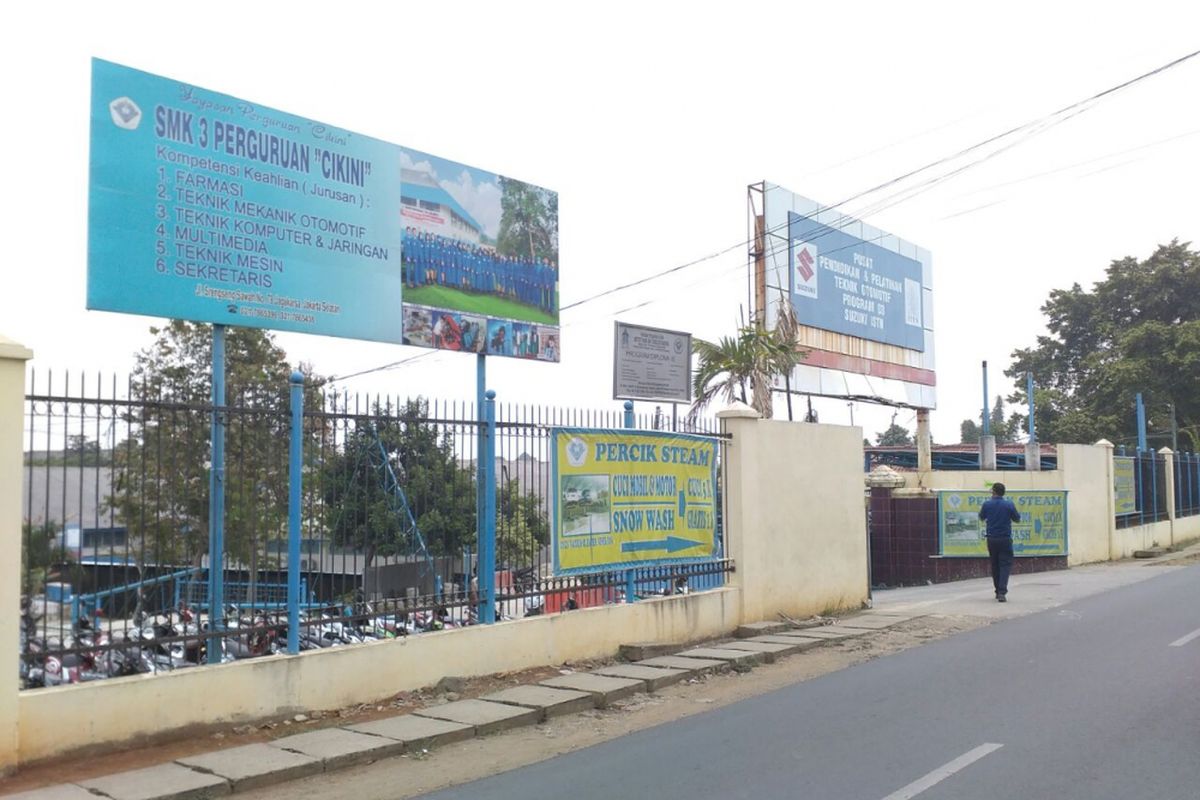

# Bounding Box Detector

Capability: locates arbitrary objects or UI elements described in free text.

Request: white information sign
[613,322,692,403]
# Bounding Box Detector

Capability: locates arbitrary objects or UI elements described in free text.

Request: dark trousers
[987,536,1014,595]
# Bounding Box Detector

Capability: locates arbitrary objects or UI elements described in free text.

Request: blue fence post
[207,324,226,664]
[1185,453,1195,515]
[622,400,638,602]
[1026,372,1036,441]
[479,389,497,624]
[1136,393,1147,452]
[286,371,304,655]
[1151,453,1159,522]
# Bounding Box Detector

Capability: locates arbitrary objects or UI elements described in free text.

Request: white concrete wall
[18,588,741,763]
[3,389,876,765]
[0,337,32,774]
[1173,513,1200,546]
[1057,444,1114,566]
[902,443,1200,565]
[721,409,869,621]
[1112,521,1174,559]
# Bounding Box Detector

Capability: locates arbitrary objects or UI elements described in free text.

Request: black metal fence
[21,369,730,688]
[1174,451,1200,518]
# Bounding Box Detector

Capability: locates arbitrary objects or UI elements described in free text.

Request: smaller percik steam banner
[1113,456,1137,516]
[938,490,1068,557]
[551,429,718,574]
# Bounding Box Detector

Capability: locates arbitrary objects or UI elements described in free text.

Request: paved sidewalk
[9,544,1195,800]
[871,544,1198,619]
[2,612,924,800]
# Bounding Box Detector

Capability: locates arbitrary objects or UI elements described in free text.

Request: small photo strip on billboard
[486,319,513,356]
[402,306,433,348]
[537,328,559,362]
[431,311,486,353]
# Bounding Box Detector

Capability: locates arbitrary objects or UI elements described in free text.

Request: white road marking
[1169,626,1200,647]
[879,743,1004,800]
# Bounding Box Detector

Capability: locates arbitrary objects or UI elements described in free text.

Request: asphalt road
[413,563,1200,800]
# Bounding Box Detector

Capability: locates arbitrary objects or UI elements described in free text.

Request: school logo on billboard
[792,240,818,300]
[108,96,142,130]
[565,436,588,467]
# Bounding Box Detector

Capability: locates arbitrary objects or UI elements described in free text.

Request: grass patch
[405,286,557,326]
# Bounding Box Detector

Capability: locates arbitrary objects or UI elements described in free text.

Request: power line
[329,48,1200,386]
[566,48,1199,319]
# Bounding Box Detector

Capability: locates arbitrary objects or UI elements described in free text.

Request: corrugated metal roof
[401,181,484,234]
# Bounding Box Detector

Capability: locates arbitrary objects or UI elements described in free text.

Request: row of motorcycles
[19,598,470,688]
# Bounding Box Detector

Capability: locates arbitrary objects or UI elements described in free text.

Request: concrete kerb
[268,727,405,770]
[733,621,791,638]
[343,714,474,752]
[13,620,897,799]
[712,640,796,662]
[3,785,118,800]
[746,635,825,652]
[773,627,861,641]
[590,663,689,691]
[78,762,231,800]
[538,673,644,707]
[836,614,919,630]
[480,685,596,721]
[675,647,761,667]
[175,744,322,793]
[635,655,731,675]
[411,699,540,736]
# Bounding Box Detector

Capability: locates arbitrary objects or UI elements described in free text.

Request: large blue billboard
[787,210,925,351]
[88,59,406,343]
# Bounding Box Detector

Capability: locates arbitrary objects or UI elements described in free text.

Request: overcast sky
[4,2,1199,444]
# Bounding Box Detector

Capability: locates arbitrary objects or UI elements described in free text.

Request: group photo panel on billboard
[88,59,406,343]
[399,148,559,362]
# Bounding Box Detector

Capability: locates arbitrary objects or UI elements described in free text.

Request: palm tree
[689,306,806,421]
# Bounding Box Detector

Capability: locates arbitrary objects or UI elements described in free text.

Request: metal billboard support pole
[286,371,304,655]
[475,353,486,605]
[982,361,991,437]
[1024,372,1041,471]
[1027,372,1036,442]
[207,324,227,664]
[980,361,996,469]
[479,389,497,624]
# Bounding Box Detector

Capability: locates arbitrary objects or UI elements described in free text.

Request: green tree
[496,478,549,568]
[321,399,477,567]
[496,177,558,263]
[689,311,806,420]
[875,423,914,447]
[110,321,321,569]
[1007,240,1200,445]
[960,397,1019,444]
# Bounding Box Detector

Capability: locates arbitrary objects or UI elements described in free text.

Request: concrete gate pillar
[719,403,868,624]
[0,334,33,773]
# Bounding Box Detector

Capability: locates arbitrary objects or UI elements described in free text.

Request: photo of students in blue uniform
[402,227,558,317]
[398,148,559,362]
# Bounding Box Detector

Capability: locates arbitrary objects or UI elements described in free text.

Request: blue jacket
[979,496,1020,537]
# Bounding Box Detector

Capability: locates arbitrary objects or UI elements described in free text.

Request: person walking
[978,482,1020,602]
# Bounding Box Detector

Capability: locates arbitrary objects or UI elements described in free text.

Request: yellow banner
[939,490,1067,557]
[552,429,718,574]
[1113,457,1137,515]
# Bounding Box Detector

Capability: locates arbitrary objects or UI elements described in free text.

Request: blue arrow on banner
[621,536,705,554]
